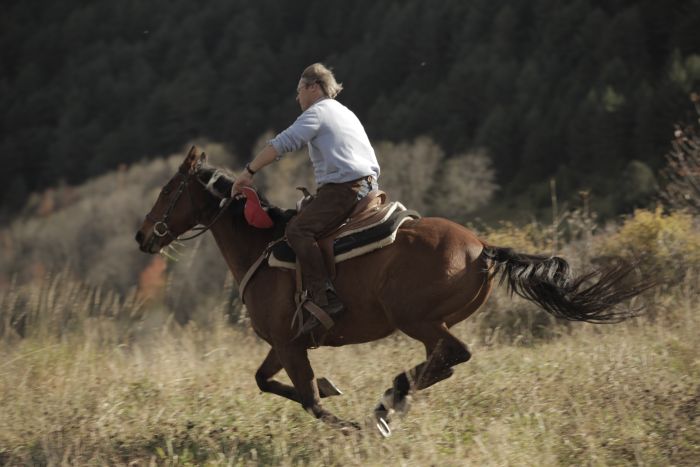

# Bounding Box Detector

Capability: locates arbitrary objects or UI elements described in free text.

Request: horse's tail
[481,246,654,323]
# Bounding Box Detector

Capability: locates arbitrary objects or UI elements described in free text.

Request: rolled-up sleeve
[268,108,320,156]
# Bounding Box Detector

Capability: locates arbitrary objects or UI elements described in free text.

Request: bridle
[145,169,232,245]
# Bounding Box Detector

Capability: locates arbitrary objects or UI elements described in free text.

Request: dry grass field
[2,149,699,464]
[1,279,698,466]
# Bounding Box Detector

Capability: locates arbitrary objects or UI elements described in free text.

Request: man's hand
[232,170,254,196]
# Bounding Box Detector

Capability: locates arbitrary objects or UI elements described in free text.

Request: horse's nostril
[135,231,144,244]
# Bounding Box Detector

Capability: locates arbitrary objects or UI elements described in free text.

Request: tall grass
[0,280,698,465]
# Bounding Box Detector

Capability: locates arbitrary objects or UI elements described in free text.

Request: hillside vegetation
[0,137,498,326]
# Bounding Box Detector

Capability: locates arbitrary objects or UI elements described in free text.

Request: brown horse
[135,147,652,436]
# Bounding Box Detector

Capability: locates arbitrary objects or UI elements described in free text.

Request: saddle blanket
[269,202,420,269]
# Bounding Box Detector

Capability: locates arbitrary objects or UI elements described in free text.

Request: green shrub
[597,207,700,283]
[480,220,551,255]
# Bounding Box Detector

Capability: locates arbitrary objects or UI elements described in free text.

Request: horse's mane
[197,165,296,235]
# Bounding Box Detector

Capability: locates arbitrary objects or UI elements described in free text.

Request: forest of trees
[1,0,699,219]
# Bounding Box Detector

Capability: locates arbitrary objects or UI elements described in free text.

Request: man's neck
[310,95,329,107]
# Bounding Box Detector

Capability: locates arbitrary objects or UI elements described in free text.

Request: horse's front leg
[276,345,360,431]
[256,348,343,401]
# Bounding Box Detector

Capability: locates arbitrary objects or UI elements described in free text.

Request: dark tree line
[1,0,699,218]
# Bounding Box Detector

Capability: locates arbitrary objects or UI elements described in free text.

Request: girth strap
[238,239,285,303]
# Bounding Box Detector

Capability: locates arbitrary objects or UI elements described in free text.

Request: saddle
[269,190,421,277]
[236,187,420,337]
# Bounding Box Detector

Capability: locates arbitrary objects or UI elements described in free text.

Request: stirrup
[295,290,344,337]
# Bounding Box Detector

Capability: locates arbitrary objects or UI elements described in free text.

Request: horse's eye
[162,187,170,195]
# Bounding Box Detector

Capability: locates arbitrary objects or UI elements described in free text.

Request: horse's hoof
[374,402,392,422]
[317,377,343,397]
[375,416,391,438]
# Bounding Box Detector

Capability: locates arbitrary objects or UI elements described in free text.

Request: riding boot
[300,280,345,335]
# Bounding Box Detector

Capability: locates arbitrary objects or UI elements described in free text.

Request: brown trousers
[285,177,373,305]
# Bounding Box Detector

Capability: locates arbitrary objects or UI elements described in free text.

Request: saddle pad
[269,206,420,269]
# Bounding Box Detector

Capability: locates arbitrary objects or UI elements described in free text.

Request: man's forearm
[232,144,280,194]
[248,144,280,173]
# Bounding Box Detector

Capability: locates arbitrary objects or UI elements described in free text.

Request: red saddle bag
[241,187,274,229]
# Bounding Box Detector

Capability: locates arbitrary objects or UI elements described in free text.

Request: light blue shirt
[269,98,380,185]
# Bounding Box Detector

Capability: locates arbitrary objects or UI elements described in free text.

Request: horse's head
[135,146,209,254]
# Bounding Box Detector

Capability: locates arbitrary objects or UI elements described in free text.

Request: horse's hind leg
[256,348,342,402]
[375,323,471,433]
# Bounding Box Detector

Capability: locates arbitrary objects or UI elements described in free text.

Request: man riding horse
[233,63,380,335]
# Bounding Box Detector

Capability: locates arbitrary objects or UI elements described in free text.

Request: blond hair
[301,63,343,98]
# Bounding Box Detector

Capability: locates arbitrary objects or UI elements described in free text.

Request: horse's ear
[196,151,208,170]
[181,145,202,173]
